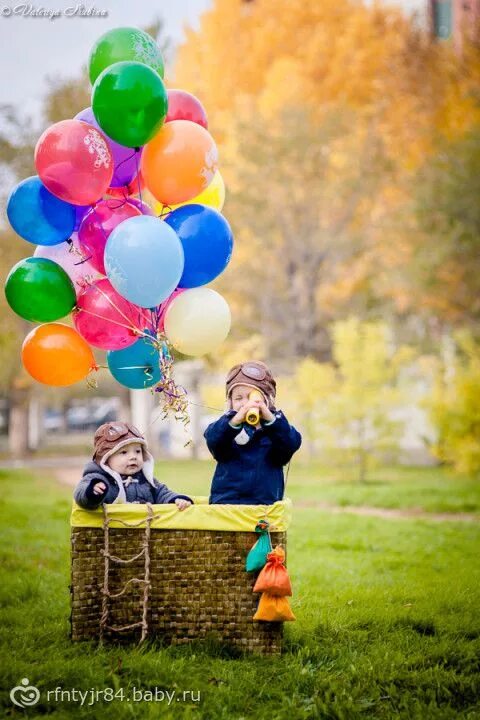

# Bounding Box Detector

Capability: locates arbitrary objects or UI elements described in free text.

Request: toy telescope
[245,390,263,425]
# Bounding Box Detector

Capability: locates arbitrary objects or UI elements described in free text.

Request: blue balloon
[7,176,76,246]
[105,215,184,308]
[165,204,233,288]
[107,335,163,389]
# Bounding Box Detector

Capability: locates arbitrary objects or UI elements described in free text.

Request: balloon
[141,120,218,206]
[104,215,184,308]
[35,120,114,205]
[22,323,95,386]
[5,257,76,322]
[157,288,185,333]
[92,61,168,148]
[73,278,150,350]
[7,176,76,246]
[74,107,142,189]
[78,199,142,274]
[165,204,233,288]
[107,335,162,389]
[34,234,100,296]
[74,205,91,231]
[164,288,231,356]
[154,171,226,214]
[126,197,155,216]
[89,27,164,85]
[166,89,208,128]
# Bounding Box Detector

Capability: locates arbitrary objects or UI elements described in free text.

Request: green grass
[0,467,479,719]
[152,459,480,514]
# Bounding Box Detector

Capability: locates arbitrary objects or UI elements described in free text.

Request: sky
[0,0,211,114]
[0,0,425,116]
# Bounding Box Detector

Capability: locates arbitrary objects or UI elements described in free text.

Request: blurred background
[0,0,479,483]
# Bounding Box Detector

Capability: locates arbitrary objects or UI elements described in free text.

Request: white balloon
[164,287,231,356]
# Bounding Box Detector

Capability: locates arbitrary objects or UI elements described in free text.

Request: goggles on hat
[97,422,143,442]
[226,362,268,385]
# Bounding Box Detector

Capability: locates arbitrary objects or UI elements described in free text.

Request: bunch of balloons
[5,26,233,392]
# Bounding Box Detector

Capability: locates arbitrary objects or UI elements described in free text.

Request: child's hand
[175,498,192,511]
[93,482,107,496]
[258,401,275,423]
[231,399,261,426]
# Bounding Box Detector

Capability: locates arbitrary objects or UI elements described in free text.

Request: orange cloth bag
[253,592,296,622]
[253,546,292,596]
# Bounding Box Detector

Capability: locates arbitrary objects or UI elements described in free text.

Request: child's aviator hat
[93,422,147,463]
[226,361,276,406]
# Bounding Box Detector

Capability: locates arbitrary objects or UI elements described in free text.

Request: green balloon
[5,257,76,323]
[92,61,168,148]
[89,26,165,85]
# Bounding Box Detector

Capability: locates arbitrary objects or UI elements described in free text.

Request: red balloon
[73,278,151,350]
[166,90,208,129]
[78,200,142,274]
[35,120,114,206]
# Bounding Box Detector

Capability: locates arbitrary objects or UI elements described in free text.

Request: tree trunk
[8,384,30,458]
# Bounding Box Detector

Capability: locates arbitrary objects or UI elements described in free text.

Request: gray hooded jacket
[74,449,192,510]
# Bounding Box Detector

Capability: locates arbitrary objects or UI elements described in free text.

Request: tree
[175,0,480,354]
[427,329,480,475]
[408,127,480,326]
[279,319,414,481]
[212,106,390,362]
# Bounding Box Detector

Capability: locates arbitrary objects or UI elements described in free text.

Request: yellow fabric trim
[70,497,291,532]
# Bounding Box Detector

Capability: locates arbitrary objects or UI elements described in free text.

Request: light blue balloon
[105,215,184,308]
[107,335,163,389]
[7,175,76,246]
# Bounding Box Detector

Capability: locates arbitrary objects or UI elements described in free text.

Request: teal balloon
[107,336,163,389]
[5,257,76,322]
[92,61,168,147]
[89,27,165,85]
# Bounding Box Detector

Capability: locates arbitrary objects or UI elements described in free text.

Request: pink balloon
[78,200,142,274]
[73,278,151,350]
[34,233,100,296]
[166,90,208,129]
[34,120,114,205]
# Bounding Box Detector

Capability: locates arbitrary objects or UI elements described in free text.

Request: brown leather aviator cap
[225,361,276,404]
[93,422,147,463]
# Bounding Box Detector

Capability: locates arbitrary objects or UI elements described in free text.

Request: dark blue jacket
[74,461,192,510]
[205,410,302,505]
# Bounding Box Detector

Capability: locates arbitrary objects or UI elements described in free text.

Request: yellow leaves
[426,331,480,474]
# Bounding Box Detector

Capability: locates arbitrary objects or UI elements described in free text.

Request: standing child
[205,361,302,505]
[74,422,192,510]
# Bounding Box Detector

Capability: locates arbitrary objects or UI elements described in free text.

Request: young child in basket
[74,421,192,510]
[205,361,302,505]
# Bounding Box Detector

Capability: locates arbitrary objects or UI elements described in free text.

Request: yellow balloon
[164,287,231,356]
[154,171,226,216]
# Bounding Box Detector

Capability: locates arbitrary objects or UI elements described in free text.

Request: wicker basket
[70,498,291,655]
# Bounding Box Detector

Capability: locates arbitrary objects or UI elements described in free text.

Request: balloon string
[94,279,150,335]
[110,149,138,189]
[65,239,92,266]
[159,204,172,218]
[105,196,129,210]
[76,307,150,338]
[134,149,143,205]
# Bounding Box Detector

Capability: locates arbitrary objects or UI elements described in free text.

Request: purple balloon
[74,204,90,231]
[74,107,142,188]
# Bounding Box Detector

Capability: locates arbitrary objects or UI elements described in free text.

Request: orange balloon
[141,119,218,206]
[22,323,96,386]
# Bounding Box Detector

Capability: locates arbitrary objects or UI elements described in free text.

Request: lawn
[0,466,479,719]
